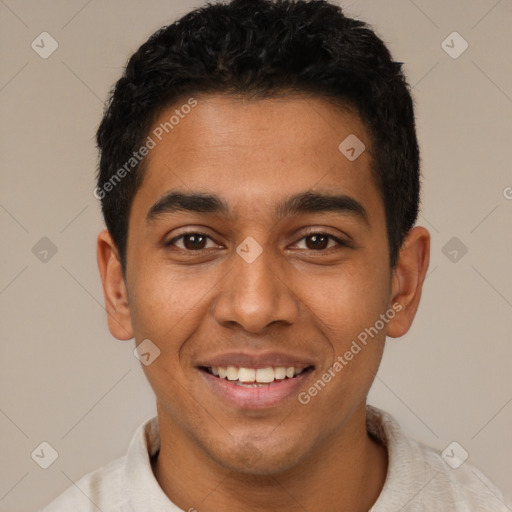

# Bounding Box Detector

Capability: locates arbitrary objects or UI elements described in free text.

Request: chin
[207,436,306,476]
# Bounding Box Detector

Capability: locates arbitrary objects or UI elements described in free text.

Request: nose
[212,244,300,333]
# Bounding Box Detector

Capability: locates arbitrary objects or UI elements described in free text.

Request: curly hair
[96,0,420,271]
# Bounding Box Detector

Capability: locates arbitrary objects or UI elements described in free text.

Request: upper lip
[196,351,315,370]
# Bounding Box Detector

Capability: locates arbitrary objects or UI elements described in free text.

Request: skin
[97,94,430,512]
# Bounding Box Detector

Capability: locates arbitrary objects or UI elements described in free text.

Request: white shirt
[39,406,510,511]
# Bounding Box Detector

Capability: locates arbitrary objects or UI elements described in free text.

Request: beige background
[0,0,511,510]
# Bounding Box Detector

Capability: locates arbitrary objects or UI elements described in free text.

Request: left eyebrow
[276,191,369,225]
[145,190,369,225]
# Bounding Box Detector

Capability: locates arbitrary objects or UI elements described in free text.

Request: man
[40,0,509,510]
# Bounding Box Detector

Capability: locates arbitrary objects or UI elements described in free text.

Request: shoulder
[411,439,509,511]
[367,406,510,511]
[37,415,161,512]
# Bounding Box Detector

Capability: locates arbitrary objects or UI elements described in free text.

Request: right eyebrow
[146,191,230,224]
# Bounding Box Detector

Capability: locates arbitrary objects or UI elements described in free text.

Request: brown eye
[167,232,215,251]
[305,234,330,250]
[295,233,344,251]
[182,234,207,250]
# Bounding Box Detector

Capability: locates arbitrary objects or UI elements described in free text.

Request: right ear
[96,229,134,341]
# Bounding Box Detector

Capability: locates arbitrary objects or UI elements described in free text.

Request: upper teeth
[211,366,305,383]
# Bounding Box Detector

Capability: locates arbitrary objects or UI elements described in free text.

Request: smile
[203,365,309,386]
[198,363,314,409]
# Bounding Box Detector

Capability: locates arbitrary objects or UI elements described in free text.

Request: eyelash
[165,230,348,252]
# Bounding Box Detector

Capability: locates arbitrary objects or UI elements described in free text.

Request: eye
[165,230,347,252]
[166,232,219,251]
[293,232,346,251]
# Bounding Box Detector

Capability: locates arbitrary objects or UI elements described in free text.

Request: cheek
[127,259,217,338]
[294,263,390,400]
[297,261,391,342]
[297,272,389,411]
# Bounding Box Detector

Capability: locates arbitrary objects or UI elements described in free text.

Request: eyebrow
[146,190,368,225]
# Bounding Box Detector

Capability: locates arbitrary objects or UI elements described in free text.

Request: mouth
[200,365,313,386]
[197,363,315,409]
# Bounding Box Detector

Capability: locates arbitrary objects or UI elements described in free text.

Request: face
[99,94,424,475]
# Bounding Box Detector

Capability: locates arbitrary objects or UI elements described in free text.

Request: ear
[386,226,430,338]
[96,229,134,341]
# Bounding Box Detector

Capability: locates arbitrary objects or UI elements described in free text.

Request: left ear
[97,229,134,341]
[386,226,430,338]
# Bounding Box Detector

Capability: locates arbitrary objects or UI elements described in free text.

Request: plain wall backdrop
[0,0,511,510]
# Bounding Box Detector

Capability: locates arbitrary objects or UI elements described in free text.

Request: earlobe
[96,230,134,341]
[386,226,430,338]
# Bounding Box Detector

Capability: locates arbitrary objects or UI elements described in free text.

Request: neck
[152,404,388,512]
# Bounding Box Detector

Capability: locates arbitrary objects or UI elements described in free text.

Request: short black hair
[96,0,420,271]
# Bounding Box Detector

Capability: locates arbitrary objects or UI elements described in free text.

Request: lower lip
[199,368,313,409]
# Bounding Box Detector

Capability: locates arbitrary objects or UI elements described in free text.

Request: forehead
[133,94,382,222]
